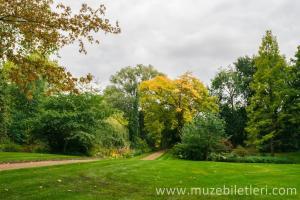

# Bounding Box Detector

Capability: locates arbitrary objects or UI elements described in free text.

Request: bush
[208,153,294,164]
[232,145,249,157]
[172,112,225,160]
[95,113,129,150]
[0,140,22,152]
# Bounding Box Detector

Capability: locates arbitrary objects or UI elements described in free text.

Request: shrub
[232,145,249,157]
[0,140,22,152]
[172,112,225,160]
[209,153,294,164]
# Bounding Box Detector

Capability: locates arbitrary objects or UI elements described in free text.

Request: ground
[0,152,299,200]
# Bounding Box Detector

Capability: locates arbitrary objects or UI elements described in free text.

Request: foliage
[234,56,256,104]
[36,93,112,154]
[0,68,10,141]
[277,46,300,151]
[0,0,120,60]
[210,57,255,147]
[4,54,93,97]
[246,30,289,154]
[94,113,129,150]
[104,64,163,145]
[172,112,225,160]
[209,153,294,164]
[140,73,218,148]
[0,0,120,95]
[8,81,45,144]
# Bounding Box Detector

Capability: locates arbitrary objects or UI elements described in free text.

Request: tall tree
[234,56,256,105]
[246,30,288,155]
[278,46,300,151]
[139,73,218,148]
[104,65,163,145]
[210,56,255,147]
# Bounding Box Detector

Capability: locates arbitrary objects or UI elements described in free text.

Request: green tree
[210,60,255,147]
[234,56,256,104]
[104,64,163,145]
[278,46,300,151]
[36,93,112,154]
[246,30,288,155]
[173,112,225,160]
[0,67,10,141]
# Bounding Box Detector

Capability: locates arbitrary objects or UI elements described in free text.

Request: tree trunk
[270,138,274,156]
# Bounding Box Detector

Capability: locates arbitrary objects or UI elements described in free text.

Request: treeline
[0,30,299,158]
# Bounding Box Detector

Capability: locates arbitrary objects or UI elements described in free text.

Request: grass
[0,152,82,163]
[0,158,299,199]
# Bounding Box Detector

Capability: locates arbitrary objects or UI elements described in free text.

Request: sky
[57,0,300,87]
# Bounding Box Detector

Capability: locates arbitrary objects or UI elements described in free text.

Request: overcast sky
[57,0,300,86]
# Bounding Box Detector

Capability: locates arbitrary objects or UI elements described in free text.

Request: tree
[172,112,225,160]
[3,54,93,98]
[210,60,255,146]
[0,0,120,60]
[104,64,163,145]
[0,0,120,92]
[139,73,218,148]
[0,67,10,141]
[234,56,256,105]
[278,46,300,151]
[36,93,112,154]
[246,30,288,155]
[211,68,243,110]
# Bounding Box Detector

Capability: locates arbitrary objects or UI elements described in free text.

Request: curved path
[141,150,165,160]
[0,159,99,171]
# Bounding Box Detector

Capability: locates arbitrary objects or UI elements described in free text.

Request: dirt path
[141,150,165,160]
[0,159,99,171]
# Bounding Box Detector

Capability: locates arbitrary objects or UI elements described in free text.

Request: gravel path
[0,159,99,171]
[141,150,165,160]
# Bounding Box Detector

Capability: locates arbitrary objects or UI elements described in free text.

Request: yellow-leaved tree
[139,73,218,148]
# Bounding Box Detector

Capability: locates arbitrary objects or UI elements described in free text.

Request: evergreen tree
[246,31,288,155]
[278,46,300,151]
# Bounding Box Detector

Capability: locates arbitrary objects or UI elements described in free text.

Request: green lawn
[0,152,81,163]
[0,158,299,200]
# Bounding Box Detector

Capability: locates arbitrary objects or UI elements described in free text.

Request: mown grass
[0,158,299,200]
[0,152,82,163]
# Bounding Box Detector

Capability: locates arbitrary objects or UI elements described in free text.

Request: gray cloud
[57,0,300,86]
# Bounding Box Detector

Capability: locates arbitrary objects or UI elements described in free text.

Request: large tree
[246,31,288,155]
[210,57,255,146]
[278,46,300,151]
[104,65,163,145]
[139,73,218,148]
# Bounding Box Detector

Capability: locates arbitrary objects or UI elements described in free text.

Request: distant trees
[210,31,299,155]
[139,73,218,148]
[104,65,163,146]
[210,57,255,146]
